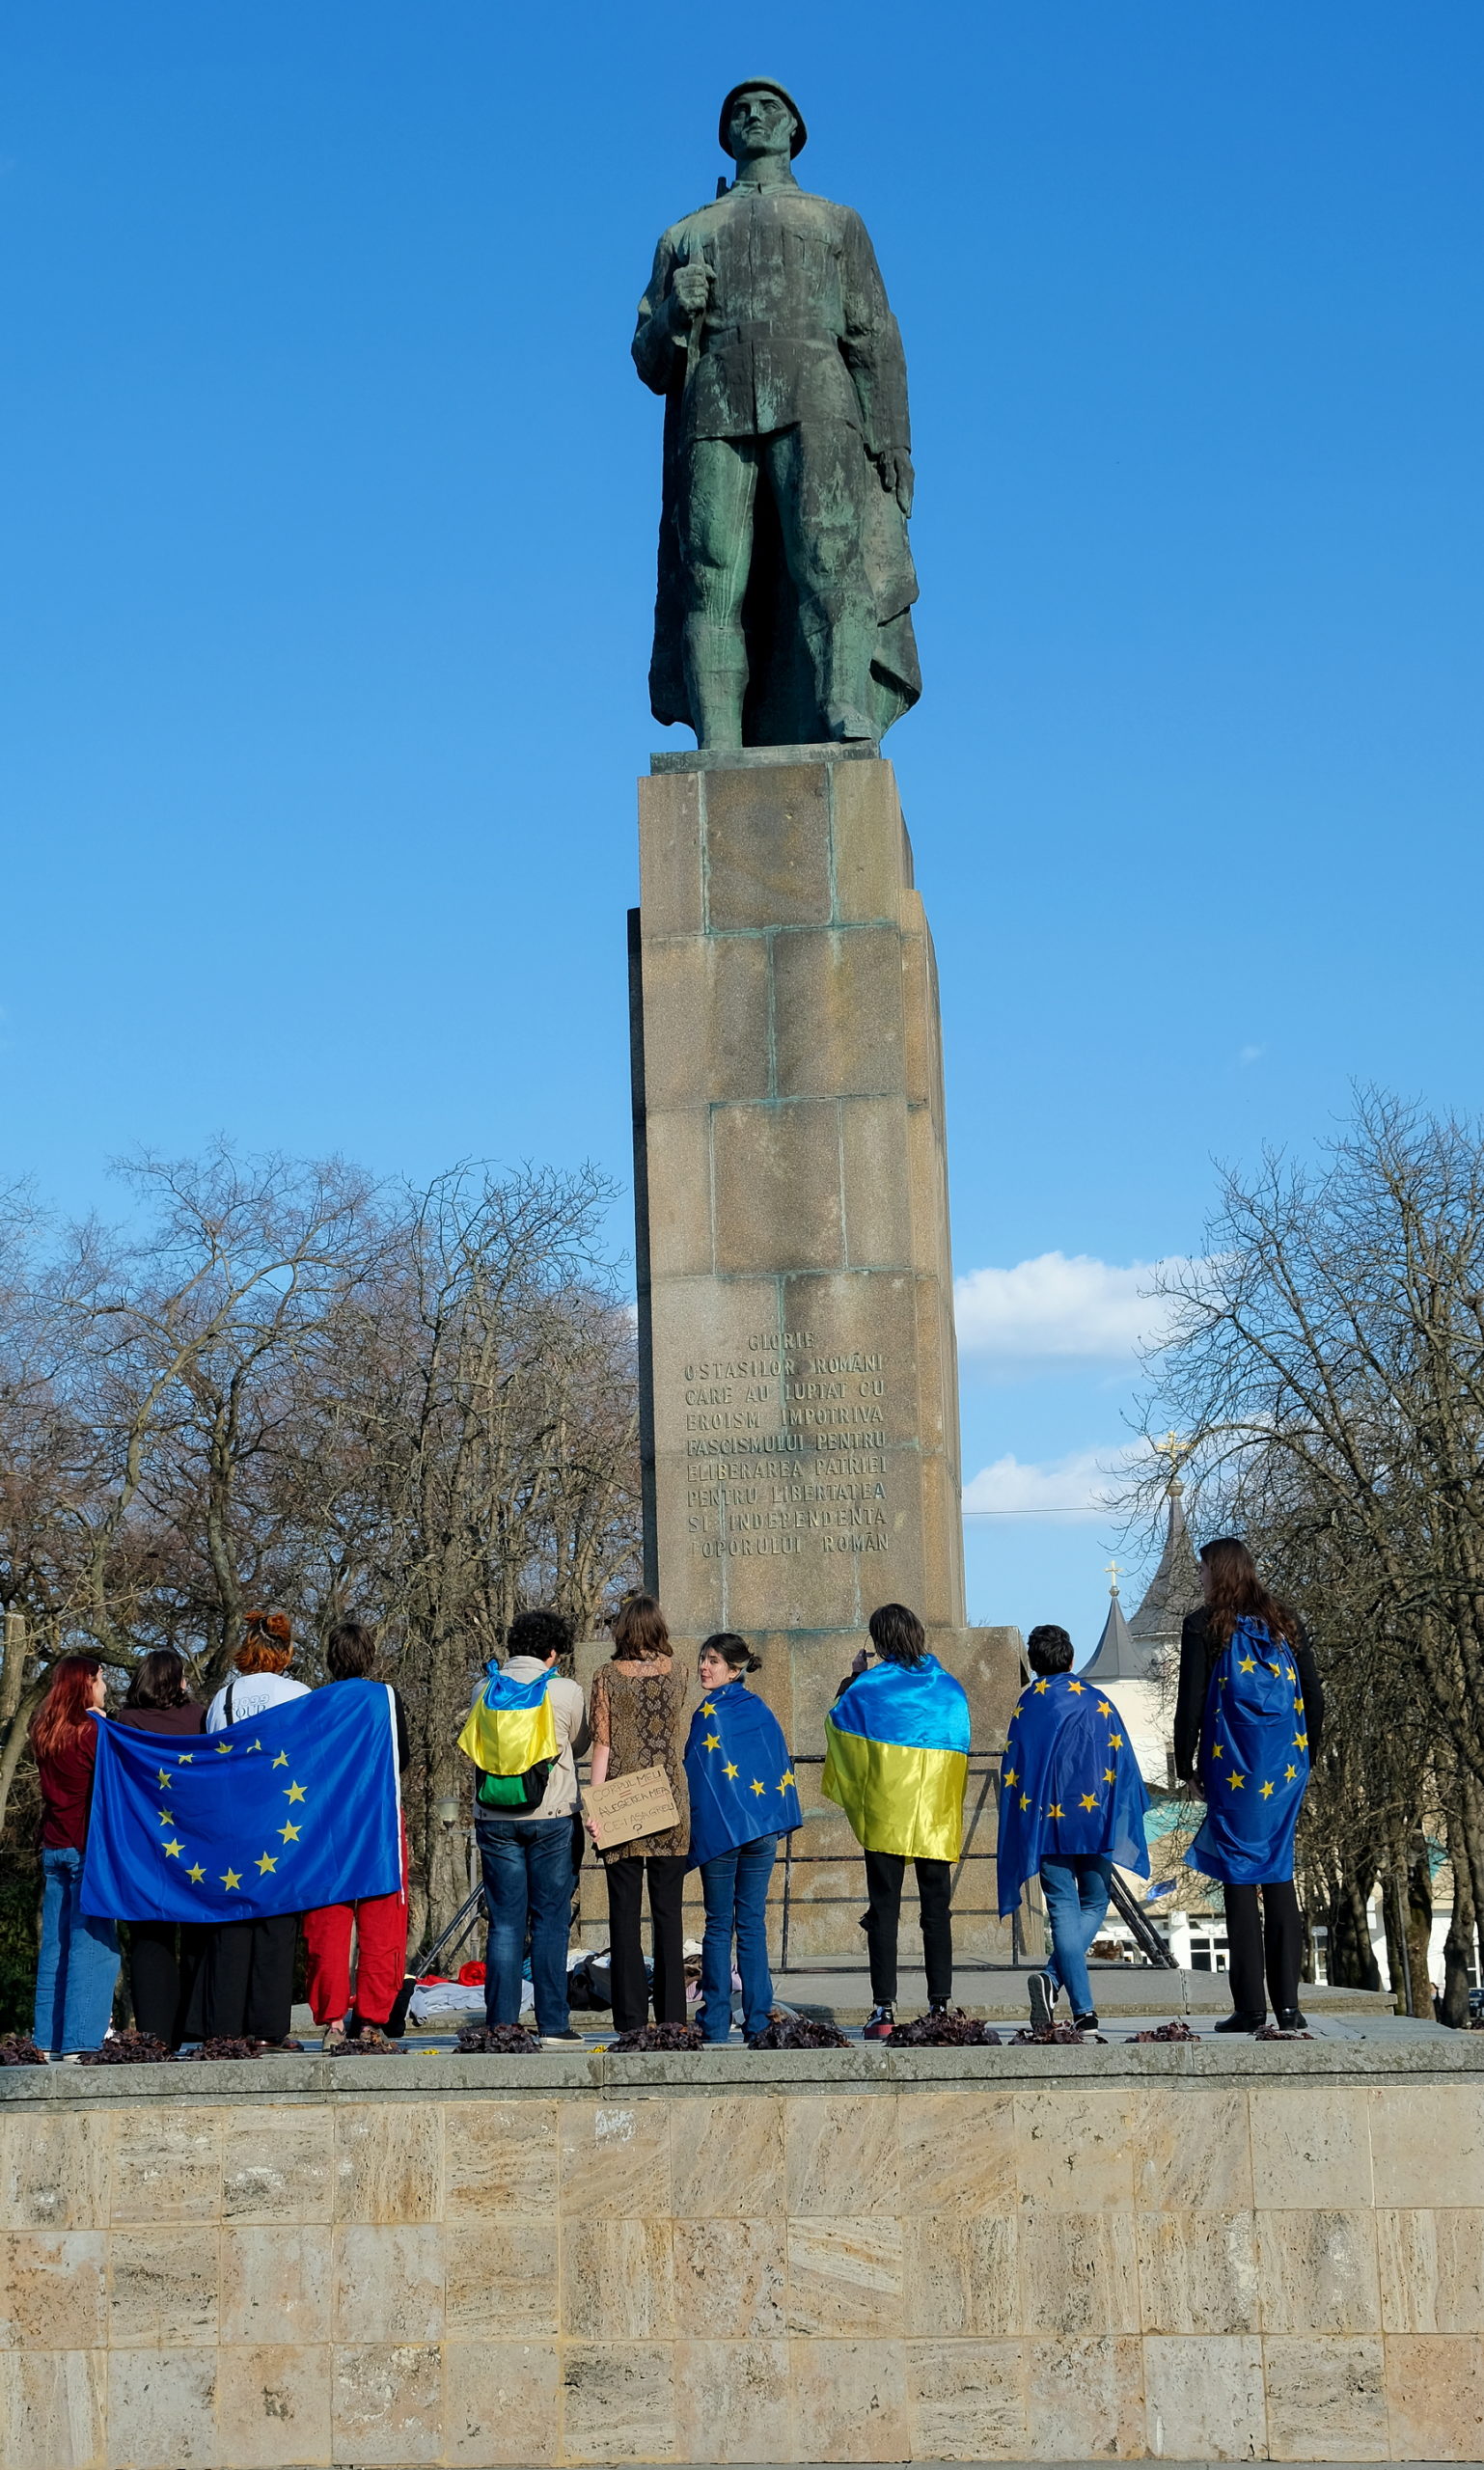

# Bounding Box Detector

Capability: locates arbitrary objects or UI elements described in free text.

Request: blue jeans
[476,1813,575,2036]
[1039,1853,1113,2018]
[35,1847,121,2055]
[699,1833,778,2042]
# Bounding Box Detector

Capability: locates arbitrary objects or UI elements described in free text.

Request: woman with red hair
[30,1655,121,2056]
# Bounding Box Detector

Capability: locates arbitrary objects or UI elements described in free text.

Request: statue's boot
[807,600,878,745]
[682,619,748,750]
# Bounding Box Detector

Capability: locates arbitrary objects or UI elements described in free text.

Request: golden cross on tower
[1105,1557,1121,1596]
[1152,1429,1189,1491]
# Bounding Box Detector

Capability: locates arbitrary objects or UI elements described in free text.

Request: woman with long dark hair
[586,1595,691,2032]
[1174,1537,1325,2031]
[114,1650,206,2045]
[30,1655,121,2055]
[684,1633,801,2044]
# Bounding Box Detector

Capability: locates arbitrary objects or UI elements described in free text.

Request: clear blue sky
[5,5,1481,1649]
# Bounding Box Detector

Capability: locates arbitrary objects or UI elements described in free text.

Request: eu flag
[996,1672,1150,1915]
[81,1681,401,1923]
[1186,1617,1310,1886]
[684,1680,802,1869]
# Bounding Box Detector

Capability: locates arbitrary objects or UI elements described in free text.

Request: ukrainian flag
[822,1654,970,1861]
[457,1662,559,1776]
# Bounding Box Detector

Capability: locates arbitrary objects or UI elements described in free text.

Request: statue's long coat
[634,180,921,745]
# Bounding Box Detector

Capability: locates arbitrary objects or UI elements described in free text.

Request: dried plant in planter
[1253,2022,1314,2040]
[747,2015,850,2050]
[331,2036,407,2056]
[453,2023,542,2055]
[0,2032,47,2067]
[1009,2022,1087,2045]
[171,2035,270,2054]
[75,2030,172,2066]
[607,2021,704,2053]
[892,2009,1003,2046]
[1133,2019,1201,2042]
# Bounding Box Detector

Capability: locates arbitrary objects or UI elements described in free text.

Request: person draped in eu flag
[997,1625,1150,2035]
[821,1601,970,2041]
[683,1633,802,2043]
[1174,1536,1324,2034]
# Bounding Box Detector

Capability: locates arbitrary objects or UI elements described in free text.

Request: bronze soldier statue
[635,79,921,750]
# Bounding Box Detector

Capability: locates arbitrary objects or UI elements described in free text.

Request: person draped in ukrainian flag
[683,1633,802,2045]
[821,1601,970,2041]
[997,1624,1150,2035]
[455,1609,590,2048]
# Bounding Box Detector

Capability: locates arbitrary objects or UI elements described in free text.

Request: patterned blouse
[589,1658,692,1862]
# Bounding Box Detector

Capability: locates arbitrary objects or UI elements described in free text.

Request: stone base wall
[2,2041,1480,2468]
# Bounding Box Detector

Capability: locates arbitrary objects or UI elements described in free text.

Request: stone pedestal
[619,742,1024,1958]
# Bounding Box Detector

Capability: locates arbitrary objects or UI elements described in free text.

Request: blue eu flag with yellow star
[80,1681,402,1922]
[1187,1617,1310,1886]
[997,1670,1150,1914]
[683,1680,802,1869]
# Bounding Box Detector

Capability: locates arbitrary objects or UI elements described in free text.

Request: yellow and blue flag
[822,1654,970,1862]
[81,1681,401,1923]
[456,1661,559,1776]
[684,1679,801,1868]
[1187,1617,1310,1885]
[996,1671,1150,1913]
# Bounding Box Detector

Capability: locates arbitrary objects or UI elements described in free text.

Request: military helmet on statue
[717,78,809,158]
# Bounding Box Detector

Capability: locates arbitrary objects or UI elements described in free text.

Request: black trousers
[604,1855,687,2033]
[193,1914,299,2044]
[128,1921,206,2048]
[1224,1880,1303,2019]
[864,1849,953,2006]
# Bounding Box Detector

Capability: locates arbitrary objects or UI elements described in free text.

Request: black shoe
[1073,2010,1099,2032]
[927,1999,951,2018]
[1028,1970,1056,2035]
[1275,2007,1308,2032]
[1214,2010,1265,2033]
[863,2004,894,2041]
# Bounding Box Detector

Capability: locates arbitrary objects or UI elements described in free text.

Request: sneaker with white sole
[1028,1970,1057,2035]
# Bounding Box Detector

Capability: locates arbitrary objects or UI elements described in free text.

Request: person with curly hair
[30,1656,121,2056]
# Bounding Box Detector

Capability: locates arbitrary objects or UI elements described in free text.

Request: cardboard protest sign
[583,1766,680,1851]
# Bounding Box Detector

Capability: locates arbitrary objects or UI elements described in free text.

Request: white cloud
[953,1251,1185,1366]
[961,1443,1140,1522]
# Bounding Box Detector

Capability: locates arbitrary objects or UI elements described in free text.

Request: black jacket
[1173,1606,1324,1784]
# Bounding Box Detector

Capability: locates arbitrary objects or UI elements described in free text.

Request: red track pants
[303,1820,409,2029]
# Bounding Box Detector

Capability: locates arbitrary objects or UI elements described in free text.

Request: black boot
[1214,2009,1265,2033]
[1275,2006,1308,2031]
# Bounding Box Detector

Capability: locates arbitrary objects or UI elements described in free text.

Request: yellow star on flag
[1294,1697,1304,1712]
[1019,1794,1030,1811]
[1284,1764,1298,1781]
[285,1782,307,1802]
[723,1762,738,1780]
[1104,1768,1117,1784]
[272,1751,289,1769]
[1260,1781,1275,1798]
[1033,1679,1049,1694]
[216,1743,232,1755]
[1096,1700,1112,1716]
[1067,1680,1085,1694]
[279,1821,301,1843]
[1109,1732,1124,1750]
[1003,1768,1017,1787]
[749,1779,766,1798]
[256,1852,278,1874]
[1212,1743,1223,1758]
[1079,1794,1098,1811]
[703,1733,721,1751]
[778,1770,796,1791]
[157,1808,173,1824]
[156,1768,172,1788]
[1048,1802,1064,1819]
[178,1753,193,1764]
[1007,1707,1019,1723]
[1294,1732,1308,1749]
[1227,1772,1245,1789]
[1238,1655,1256,1673]
[162,1838,182,1857]
[186,1864,205,1883]
[701,1700,716,1716]
[221,1868,241,1889]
